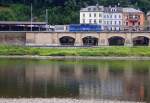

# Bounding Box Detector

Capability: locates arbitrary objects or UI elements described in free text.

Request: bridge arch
[133,36,150,46]
[59,36,75,46]
[108,36,125,46]
[107,34,126,40]
[82,36,98,46]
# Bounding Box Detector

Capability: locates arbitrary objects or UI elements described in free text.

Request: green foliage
[10,4,30,21]
[0,4,30,21]
[0,0,150,24]
[0,46,150,57]
[0,10,15,21]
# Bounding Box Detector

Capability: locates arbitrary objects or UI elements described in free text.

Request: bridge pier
[149,41,150,46]
[99,33,109,46]
[75,33,83,46]
[52,33,60,46]
[125,33,133,47]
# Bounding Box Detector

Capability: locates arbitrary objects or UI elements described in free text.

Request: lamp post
[45,9,49,31]
[30,3,33,31]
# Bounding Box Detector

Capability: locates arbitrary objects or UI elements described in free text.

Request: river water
[0,58,149,102]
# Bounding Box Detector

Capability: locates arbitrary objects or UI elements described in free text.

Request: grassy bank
[0,45,150,56]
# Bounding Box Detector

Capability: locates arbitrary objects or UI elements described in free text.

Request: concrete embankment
[0,98,145,103]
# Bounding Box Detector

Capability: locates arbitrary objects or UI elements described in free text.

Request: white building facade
[103,7,123,31]
[80,5,104,26]
[80,6,123,31]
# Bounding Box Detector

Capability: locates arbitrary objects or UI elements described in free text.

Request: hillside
[0,0,150,24]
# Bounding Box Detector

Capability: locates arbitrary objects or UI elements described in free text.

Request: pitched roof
[80,6,104,12]
[104,7,123,13]
[123,8,143,13]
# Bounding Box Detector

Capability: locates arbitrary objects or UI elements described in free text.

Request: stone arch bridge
[26,31,150,46]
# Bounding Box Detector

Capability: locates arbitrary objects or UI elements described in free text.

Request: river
[0,58,149,102]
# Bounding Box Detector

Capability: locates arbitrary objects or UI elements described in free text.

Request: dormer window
[88,8,91,11]
[98,8,101,11]
[93,8,96,11]
[111,8,116,12]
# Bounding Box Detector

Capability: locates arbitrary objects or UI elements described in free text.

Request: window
[114,15,117,18]
[138,15,140,19]
[107,15,109,18]
[94,19,96,24]
[112,9,115,12]
[99,20,102,23]
[83,19,85,23]
[126,22,128,26]
[88,8,91,11]
[115,21,117,24]
[119,15,121,18]
[111,9,116,12]
[99,14,102,17]
[98,8,101,11]
[119,21,121,25]
[89,13,91,17]
[110,15,112,18]
[104,15,106,18]
[119,28,121,31]
[111,27,112,31]
[110,21,112,25]
[94,13,96,17]
[83,13,85,17]
[104,21,106,24]
[138,22,140,25]
[107,21,109,24]
[89,19,92,23]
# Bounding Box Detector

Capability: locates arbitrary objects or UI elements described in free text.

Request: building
[146,11,150,30]
[80,5,104,26]
[80,5,145,31]
[0,21,48,31]
[123,8,145,31]
[103,6,123,31]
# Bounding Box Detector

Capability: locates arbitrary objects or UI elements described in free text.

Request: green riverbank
[1,45,150,57]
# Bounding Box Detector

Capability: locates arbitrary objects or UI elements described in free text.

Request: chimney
[96,3,99,8]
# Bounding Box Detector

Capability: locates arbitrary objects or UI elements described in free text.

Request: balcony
[127,15,140,22]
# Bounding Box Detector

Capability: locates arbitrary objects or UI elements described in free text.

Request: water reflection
[0,59,149,102]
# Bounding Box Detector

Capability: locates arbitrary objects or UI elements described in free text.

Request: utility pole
[45,9,49,31]
[30,3,33,31]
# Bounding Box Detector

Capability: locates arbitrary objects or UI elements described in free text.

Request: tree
[137,0,150,12]
[0,0,150,23]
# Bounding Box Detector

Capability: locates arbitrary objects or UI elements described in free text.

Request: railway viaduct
[26,31,150,46]
[1,31,150,46]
